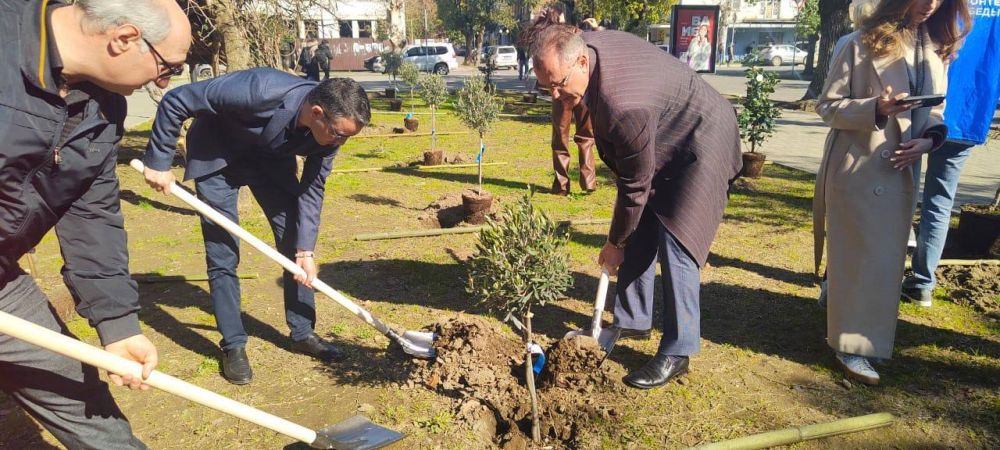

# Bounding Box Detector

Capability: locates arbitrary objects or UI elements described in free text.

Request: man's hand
[104,334,158,391]
[294,254,318,288]
[892,138,934,170]
[143,167,175,194]
[598,241,625,276]
[876,86,917,117]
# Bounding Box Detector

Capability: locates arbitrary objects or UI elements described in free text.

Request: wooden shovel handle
[0,310,317,445]
[589,268,610,340]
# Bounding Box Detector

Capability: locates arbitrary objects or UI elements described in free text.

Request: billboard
[671,5,721,73]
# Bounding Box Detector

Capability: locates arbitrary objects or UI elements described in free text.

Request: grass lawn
[2,93,997,449]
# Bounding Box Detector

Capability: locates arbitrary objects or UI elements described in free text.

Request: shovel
[0,310,402,449]
[564,268,617,353]
[128,160,436,359]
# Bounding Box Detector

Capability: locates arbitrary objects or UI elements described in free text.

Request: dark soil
[407,317,633,448]
[418,192,498,228]
[935,264,1000,317]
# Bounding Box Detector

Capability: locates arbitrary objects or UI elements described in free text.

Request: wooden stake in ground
[688,412,894,449]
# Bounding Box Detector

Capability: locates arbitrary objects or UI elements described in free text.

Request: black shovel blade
[311,416,404,450]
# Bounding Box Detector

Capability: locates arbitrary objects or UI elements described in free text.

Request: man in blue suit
[142,68,370,384]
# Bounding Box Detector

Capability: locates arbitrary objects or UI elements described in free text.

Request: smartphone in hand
[896,94,946,108]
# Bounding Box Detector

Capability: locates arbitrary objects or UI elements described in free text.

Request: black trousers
[0,272,146,449]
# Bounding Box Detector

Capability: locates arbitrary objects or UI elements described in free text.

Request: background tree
[454,76,502,194]
[437,0,514,66]
[794,0,821,75]
[466,192,572,443]
[805,0,851,99]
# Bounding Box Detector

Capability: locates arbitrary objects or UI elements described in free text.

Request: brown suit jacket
[582,31,742,266]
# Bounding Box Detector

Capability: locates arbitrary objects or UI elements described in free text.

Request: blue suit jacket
[144,68,337,250]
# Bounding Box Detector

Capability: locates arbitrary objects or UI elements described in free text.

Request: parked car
[364,55,385,73]
[755,44,807,66]
[193,63,227,81]
[487,45,518,70]
[402,43,459,75]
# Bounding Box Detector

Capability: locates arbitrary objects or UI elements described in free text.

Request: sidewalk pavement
[125,66,997,204]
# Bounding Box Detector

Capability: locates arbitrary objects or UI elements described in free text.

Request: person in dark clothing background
[0,0,191,447]
[299,38,320,81]
[316,39,334,80]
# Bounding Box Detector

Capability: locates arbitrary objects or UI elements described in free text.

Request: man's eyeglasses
[322,113,353,142]
[538,63,576,90]
[143,38,185,79]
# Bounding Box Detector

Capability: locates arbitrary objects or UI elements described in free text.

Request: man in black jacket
[316,40,334,80]
[0,0,190,447]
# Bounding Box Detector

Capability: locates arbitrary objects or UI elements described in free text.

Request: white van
[402,44,460,75]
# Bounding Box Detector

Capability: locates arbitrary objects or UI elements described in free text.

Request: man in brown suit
[532,25,742,389]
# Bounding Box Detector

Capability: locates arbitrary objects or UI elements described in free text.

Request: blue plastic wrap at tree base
[528,342,546,375]
[476,142,486,163]
[404,112,413,120]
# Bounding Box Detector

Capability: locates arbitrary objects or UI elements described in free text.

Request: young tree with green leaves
[455,76,502,194]
[419,73,449,153]
[467,192,572,443]
[398,62,421,111]
[737,67,781,153]
[381,51,403,88]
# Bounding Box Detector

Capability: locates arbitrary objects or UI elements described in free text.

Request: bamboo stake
[371,110,549,119]
[353,218,611,241]
[354,131,470,139]
[331,162,508,174]
[688,413,894,450]
[905,259,999,269]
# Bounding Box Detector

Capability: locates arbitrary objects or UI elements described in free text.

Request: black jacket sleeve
[56,151,141,346]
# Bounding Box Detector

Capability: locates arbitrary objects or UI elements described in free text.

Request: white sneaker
[835,352,880,385]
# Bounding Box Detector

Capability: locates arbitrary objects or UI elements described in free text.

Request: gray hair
[529,24,585,66]
[77,0,172,44]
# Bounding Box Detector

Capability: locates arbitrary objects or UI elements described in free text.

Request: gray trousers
[0,271,146,449]
[613,210,702,356]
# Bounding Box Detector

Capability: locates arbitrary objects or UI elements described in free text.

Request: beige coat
[813,30,947,359]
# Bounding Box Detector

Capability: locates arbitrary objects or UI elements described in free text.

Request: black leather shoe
[623,355,689,389]
[608,325,652,341]
[291,333,344,362]
[221,347,253,385]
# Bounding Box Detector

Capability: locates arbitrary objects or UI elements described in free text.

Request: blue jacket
[143,68,338,251]
[0,0,141,345]
[944,2,1000,145]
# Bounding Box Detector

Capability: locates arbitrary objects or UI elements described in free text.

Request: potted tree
[399,62,421,131]
[737,66,781,178]
[381,51,403,111]
[466,192,573,444]
[455,75,503,224]
[956,184,1000,256]
[419,72,449,166]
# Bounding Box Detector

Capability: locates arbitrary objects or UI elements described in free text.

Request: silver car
[756,44,807,66]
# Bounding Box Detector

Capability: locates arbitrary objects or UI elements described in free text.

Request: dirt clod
[935,264,999,317]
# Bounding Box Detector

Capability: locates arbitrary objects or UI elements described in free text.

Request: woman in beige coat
[813,0,969,385]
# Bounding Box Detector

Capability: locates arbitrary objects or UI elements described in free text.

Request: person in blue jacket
[902,1,1000,306]
[142,69,370,384]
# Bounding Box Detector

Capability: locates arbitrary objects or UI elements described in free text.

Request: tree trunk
[464,30,478,66]
[208,0,252,70]
[431,105,437,152]
[477,136,484,194]
[524,309,541,443]
[803,0,851,100]
[803,34,819,75]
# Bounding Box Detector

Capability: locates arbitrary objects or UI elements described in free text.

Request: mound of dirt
[407,316,632,448]
[416,193,500,228]
[935,264,999,316]
[417,193,467,228]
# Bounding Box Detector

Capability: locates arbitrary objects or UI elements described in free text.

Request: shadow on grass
[137,281,292,362]
[120,189,198,216]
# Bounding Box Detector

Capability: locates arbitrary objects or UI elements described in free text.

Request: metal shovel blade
[311,415,404,450]
[397,330,437,359]
[563,327,618,354]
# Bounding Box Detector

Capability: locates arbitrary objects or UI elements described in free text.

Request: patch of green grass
[329,323,346,337]
[415,410,453,434]
[194,356,220,377]
[66,318,98,340]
